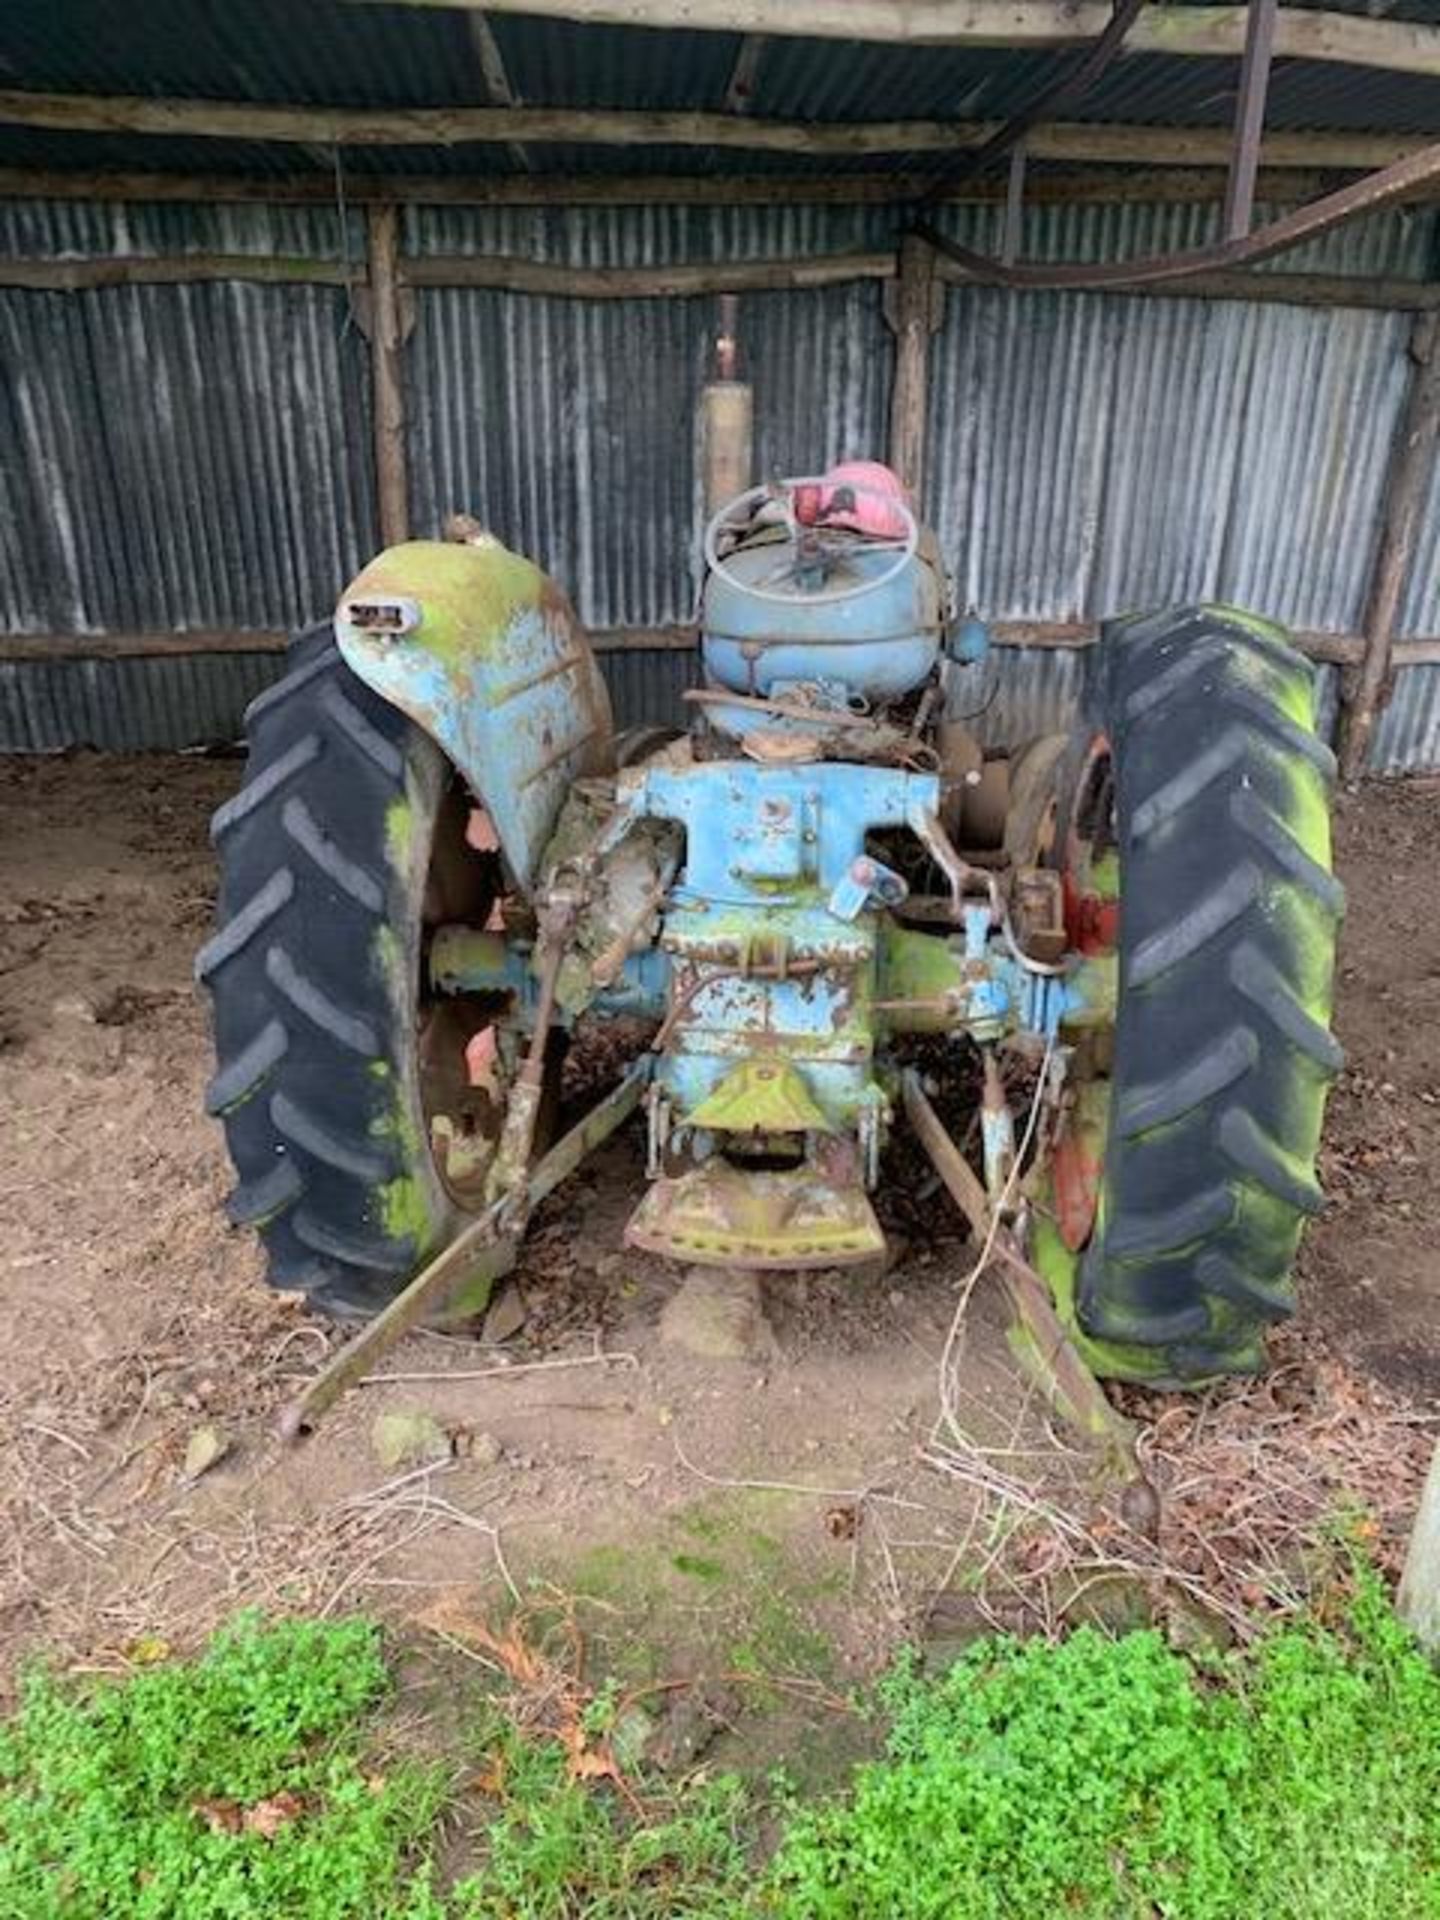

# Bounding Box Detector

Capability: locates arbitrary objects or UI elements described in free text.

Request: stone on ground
[659,1266,778,1361]
[371,1409,452,1470]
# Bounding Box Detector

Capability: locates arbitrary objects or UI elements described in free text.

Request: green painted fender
[334,538,614,893]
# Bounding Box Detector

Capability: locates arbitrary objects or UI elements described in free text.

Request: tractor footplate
[625,1160,884,1270]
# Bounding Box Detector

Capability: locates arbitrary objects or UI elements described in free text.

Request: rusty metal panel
[403,204,893,631]
[0,645,698,753]
[0,279,377,634]
[1399,452,1440,637]
[0,196,360,258]
[0,652,273,752]
[3,192,1440,775]
[1368,663,1440,774]
[925,204,1418,634]
[599,647,700,729]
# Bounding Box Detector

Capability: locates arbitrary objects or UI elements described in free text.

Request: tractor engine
[607,465,1081,1268]
[345,466,1098,1274]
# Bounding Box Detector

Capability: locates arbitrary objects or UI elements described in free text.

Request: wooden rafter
[722,35,768,117]
[464,7,532,171]
[5,248,1440,313]
[0,166,1377,208]
[1222,0,1279,240]
[0,91,1429,171]
[353,0,1440,79]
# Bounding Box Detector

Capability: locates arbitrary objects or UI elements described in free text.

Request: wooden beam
[401,252,893,294]
[366,206,410,548]
[464,7,532,172]
[0,631,289,660]
[1338,312,1440,779]
[988,620,1368,665]
[8,624,1440,668]
[0,166,1400,210]
[0,627,698,661]
[886,236,943,495]
[0,90,1429,170]
[4,248,1439,315]
[363,0,1440,79]
[935,259,1440,313]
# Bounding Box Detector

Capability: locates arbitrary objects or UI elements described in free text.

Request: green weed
[768,1560,1440,1919]
[5,1564,1440,1919]
[0,1613,447,1919]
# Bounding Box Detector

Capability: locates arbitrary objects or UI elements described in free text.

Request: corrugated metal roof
[0,0,482,108]
[3,0,1440,181]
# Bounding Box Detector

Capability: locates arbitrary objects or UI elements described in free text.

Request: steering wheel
[703,477,919,609]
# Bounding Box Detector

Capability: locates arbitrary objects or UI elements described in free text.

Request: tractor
[199,459,1342,1397]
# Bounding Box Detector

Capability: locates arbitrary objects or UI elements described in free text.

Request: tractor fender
[334,538,614,893]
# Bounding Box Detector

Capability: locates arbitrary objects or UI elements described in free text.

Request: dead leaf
[193,1798,243,1835]
[193,1791,305,1839]
[825,1504,858,1541]
[242,1791,305,1839]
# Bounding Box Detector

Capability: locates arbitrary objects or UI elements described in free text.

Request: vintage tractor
[199,461,1342,1396]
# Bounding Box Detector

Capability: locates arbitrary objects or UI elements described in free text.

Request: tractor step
[625,1159,884,1270]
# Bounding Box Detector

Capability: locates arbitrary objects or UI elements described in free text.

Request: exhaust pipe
[700,293,753,514]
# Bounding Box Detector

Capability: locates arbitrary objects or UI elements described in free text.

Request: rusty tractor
[199,459,1342,1414]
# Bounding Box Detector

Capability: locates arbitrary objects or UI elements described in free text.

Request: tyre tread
[199,632,451,1314]
[1077,604,1341,1381]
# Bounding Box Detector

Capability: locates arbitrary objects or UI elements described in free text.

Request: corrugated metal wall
[3,195,1440,769]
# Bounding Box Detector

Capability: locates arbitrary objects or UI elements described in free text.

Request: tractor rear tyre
[1073,606,1344,1384]
[198,625,490,1318]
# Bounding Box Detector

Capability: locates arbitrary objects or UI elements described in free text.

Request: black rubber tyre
[1077,605,1344,1384]
[197,624,466,1317]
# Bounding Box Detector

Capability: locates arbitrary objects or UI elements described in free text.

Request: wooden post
[1338,310,1440,781]
[885,234,943,499]
[1400,1431,1440,1653]
[366,205,410,549]
[1222,0,1278,241]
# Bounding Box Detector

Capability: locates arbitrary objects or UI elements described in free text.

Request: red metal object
[1060,734,1119,955]
[1063,871,1120,956]
[1052,1077,1111,1252]
[791,460,911,539]
[1052,1132,1102,1252]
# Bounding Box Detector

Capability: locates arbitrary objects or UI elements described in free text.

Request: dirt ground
[1,752,1436,1751]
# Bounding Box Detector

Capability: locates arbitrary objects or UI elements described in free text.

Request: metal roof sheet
[4,2,1440,182]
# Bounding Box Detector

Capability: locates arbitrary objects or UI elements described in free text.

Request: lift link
[900,1067,1146,1490]
[276,1060,651,1441]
